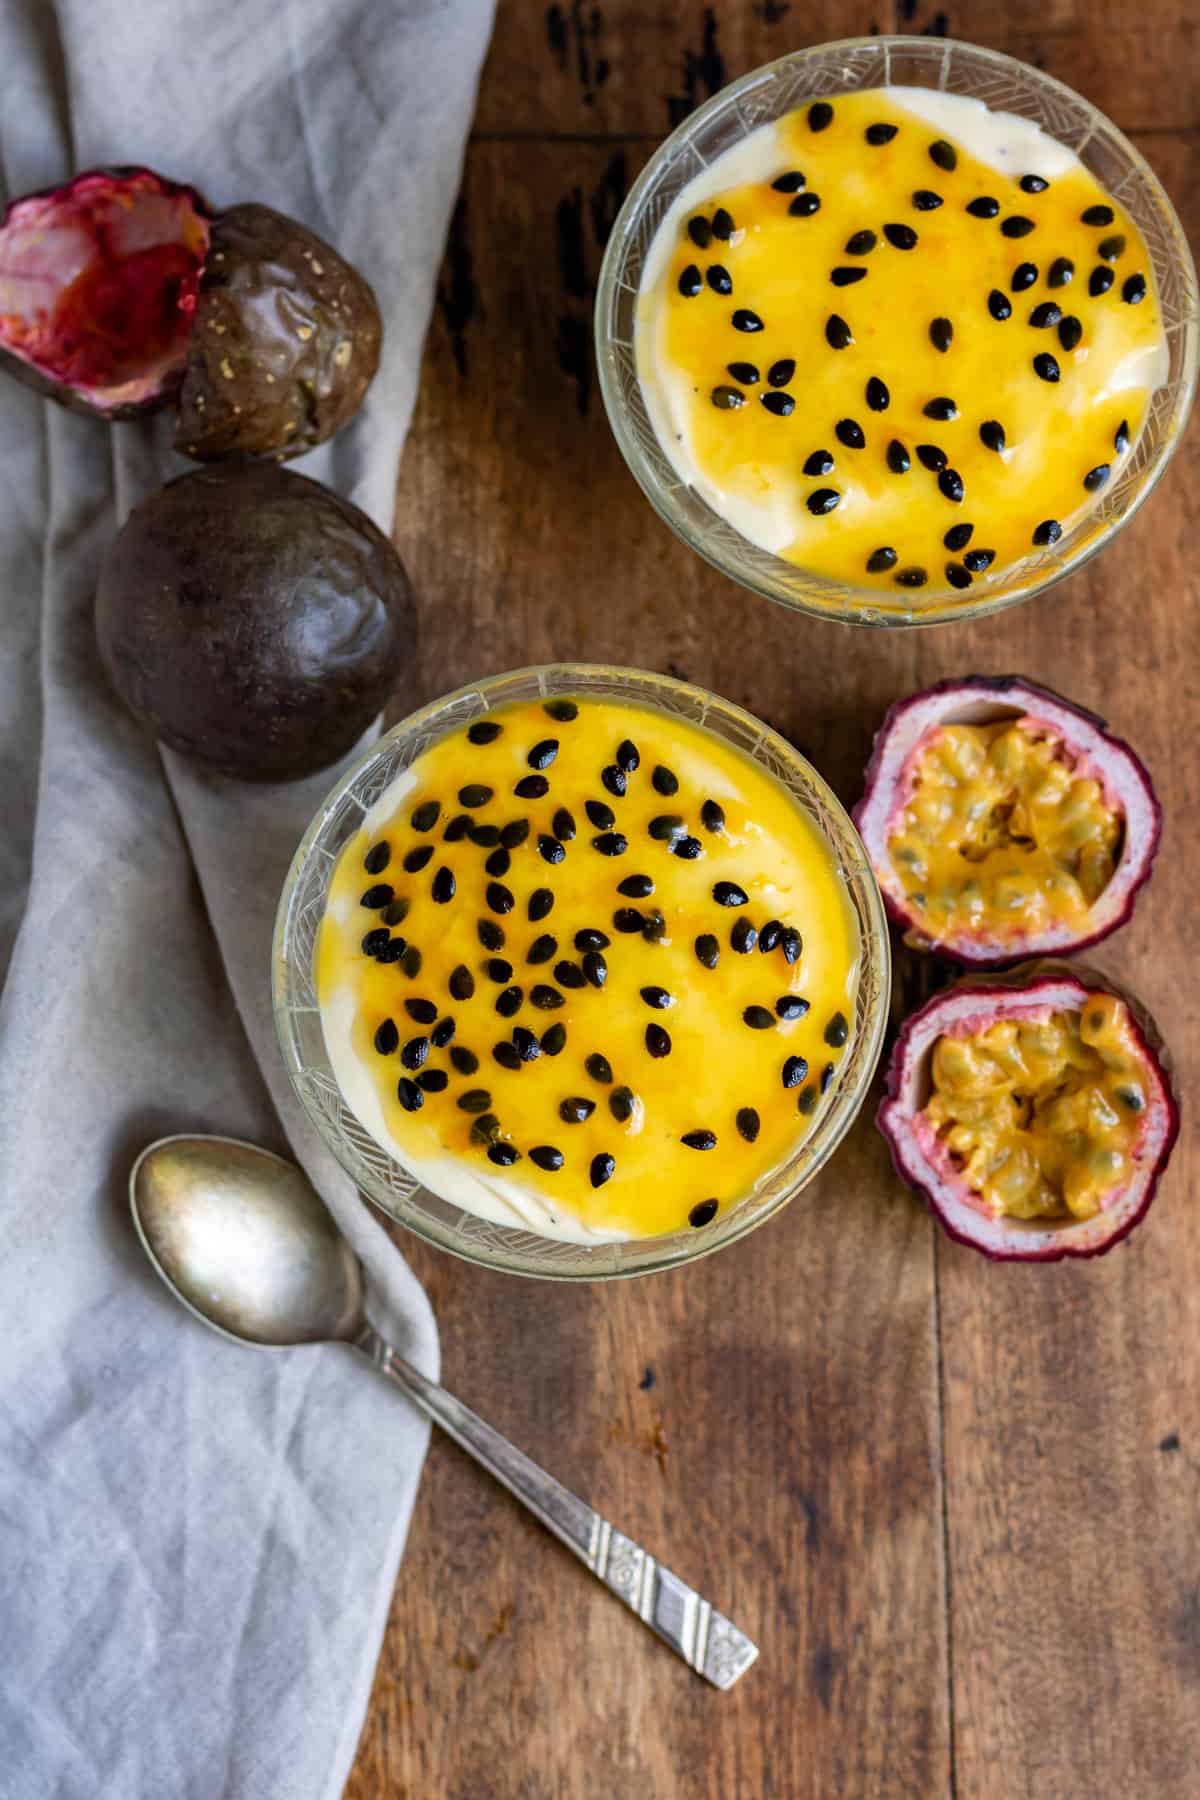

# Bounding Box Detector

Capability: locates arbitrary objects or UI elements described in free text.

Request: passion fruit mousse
[316,694,863,1243]
[877,961,1178,1259]
[636,88,1166,602]
[0,168,380,457]
[854,676,1160,964]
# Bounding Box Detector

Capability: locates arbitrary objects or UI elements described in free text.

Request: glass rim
[595,35,1200,629]
[272,662,892,1280]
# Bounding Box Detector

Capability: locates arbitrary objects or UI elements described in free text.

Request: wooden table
[348,5,1198,1793]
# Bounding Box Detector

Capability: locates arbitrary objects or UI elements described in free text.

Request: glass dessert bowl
[273,665,890,1279]
[596,37,1197,626]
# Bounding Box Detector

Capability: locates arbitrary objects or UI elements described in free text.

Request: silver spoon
[130,1133,758,1690]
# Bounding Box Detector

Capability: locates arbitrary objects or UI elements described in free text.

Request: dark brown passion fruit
[95,464,414,781]
[0,169,380,456]
[877,960,1179,1261]
[854,677,1161,965]
[174,204,381,461]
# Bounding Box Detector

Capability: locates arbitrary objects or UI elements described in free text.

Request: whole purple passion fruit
[877,961,1178,1262]
[854,677,1160,966]
[95,464,414,781]
[0,169,381,457]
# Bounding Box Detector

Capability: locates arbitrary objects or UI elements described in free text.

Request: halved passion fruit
[854,677,1160,964]
[0,168,380,456]
[0,167,211,417]
[877,961,1178,1260]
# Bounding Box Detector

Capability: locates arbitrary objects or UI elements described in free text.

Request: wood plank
[346,135,950,1800]
[473,0,1200,142]
[938,128,1200,1800]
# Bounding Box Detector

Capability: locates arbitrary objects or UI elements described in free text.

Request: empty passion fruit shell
[877,960,1179,1261]
[853,676,1160,965]
[0,167,380,457]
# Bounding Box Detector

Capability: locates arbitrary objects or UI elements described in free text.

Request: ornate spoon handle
[357,1323,759,1690]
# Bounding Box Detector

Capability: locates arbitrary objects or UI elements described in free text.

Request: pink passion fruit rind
[0,167,211,418]
[853,676,1161,966]
[876,960,1179,1262]
[0,166,381,456]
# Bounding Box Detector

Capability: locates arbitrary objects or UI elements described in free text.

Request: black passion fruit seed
[736,1106,761,1143]
[681,1130,718,1151]
[846,229,877,256]
[689,1199,719,1228]
[782,1055,810,1089]
[776,994,810,1019]
[966,196,1000,219]
[731,919,758,954]
[1033,519,1063,546]
[929,139,957,171]
[1048,257,1074,287]
[743,1006,775,1030]
[883,223,917,251]
[987,289,1012,321]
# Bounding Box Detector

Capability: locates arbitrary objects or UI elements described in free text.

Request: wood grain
[347,3,1199,1794]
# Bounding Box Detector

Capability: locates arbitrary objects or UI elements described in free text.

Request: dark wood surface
[347,5,1199,1794]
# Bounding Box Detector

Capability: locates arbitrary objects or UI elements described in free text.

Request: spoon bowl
[132,1134,364,1346]
[129,1132,759,1689]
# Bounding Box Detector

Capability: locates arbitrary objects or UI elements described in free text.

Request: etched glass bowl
[595,36,1198,626]
[273,664,890,1280]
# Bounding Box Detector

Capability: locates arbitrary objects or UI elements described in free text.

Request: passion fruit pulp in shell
[854,677,1160,966]
[95,464,415,782]
[0,169,381,457]
[877,960,1178,1261]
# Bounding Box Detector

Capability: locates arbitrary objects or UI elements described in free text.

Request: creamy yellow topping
[923,994,1145,1221]
[317,697,859,1239]
[640,89,1163,597]
[886,718,1121,943]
